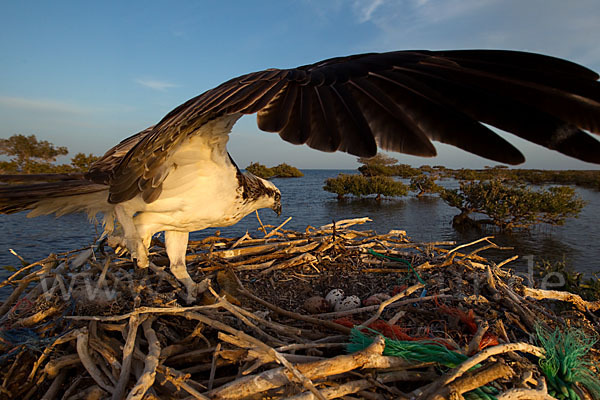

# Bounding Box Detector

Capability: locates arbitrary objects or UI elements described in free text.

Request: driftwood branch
[112,314,145,400]
[208,335,386,399]
[126,318,160,400]
[76,329,114,393]
[523,287,600,312]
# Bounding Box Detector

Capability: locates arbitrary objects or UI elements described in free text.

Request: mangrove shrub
[323,174,408,200]
[439,179,585,231]
[245,162,303,179]
[410,174,441,197]
[0,134,99,173]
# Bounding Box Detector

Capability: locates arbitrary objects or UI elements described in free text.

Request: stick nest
[0,217,598,400]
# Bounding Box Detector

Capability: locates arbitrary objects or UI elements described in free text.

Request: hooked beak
[272,201,282,217]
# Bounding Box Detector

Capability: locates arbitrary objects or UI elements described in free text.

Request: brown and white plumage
[1,49,599,301]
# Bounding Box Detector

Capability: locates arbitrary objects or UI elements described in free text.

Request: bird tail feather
[0,174,110,218]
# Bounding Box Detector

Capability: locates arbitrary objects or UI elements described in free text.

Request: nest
[0,216,599,400]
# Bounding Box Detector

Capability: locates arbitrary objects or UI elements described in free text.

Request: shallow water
[1,170,598,285]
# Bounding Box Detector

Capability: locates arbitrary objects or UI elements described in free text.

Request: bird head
[259,178,282,216]
[239,172,282,216]
[272,190,282,216]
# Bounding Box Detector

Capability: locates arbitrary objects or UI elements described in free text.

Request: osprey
[1,50,600,301]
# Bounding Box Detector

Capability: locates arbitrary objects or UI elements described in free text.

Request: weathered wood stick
[318,217,372,230]
[43,354,81,379]
[429,361,514,400]
[359,283,424,328]
[207,335,385,400]
[125,318,160,400]
[523,287,600,312]
[416,343,544,399]
[0,279,30,318]
[17,306,60,327]
[66,303,220,321]
[112,314,144,400]
[495,388,555,400]
[40,369,68,400]
[264,216,293,239]
[29,329,82,381]
[76,329,114,393]
[286,370,439,400]
[261,253,317,275]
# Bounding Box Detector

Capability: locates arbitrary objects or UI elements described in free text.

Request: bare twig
[112,314,145,400]
[208,335,385,399]
[359,283,424,328]
[76,329,114,393]
[264,216,292,239]
[126,318,160,400]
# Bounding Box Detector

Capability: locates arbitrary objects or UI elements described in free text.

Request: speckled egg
[304,296,331,314]
[334,295,361,311]
[325,289,345,308]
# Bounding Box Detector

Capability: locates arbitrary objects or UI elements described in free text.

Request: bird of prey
[1,50,599,301]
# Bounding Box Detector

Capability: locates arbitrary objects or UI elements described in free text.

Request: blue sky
[1,0,599,169]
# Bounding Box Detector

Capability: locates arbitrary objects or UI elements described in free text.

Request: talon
[182,283,199,304]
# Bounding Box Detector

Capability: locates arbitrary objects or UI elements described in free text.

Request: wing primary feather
[395,64,598,156]
[409,61,600,134]
[366,70,526,164]
[435,50,600,81]
[299,86,311,144]
[313,86,342,151]
[301,86,339,152]
[329,84,377,156]
[278,88,310,145]
[257,84,298,132]
[348,77,437,156]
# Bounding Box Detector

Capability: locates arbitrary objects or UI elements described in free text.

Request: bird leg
[113,205,150,268]
[164,230,198,303]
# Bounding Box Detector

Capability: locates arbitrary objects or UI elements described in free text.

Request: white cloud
[410,0,498,24]
[135,78,178,91]
[353,0,385,23]
[343,0,600,72]
[0,96,91,114]
[350,0,499,29]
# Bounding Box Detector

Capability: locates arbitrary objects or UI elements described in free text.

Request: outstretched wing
[102,50,600,204]
[86,126,155,184]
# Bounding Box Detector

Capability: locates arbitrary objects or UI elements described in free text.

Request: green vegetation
[323,174,408,200]
[356,157,600,191]
[445,166,600,190]
[245,162,303,179]
[356,153,398,167]
[438,179,585,231]
[534,259,600,301]
[409,174,441,197]
[245,162,272,178]
[327,154,591,232]
[0,134,99,173]
[357,154,420,178]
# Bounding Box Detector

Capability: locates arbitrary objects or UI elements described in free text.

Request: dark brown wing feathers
[94,50,599,204]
